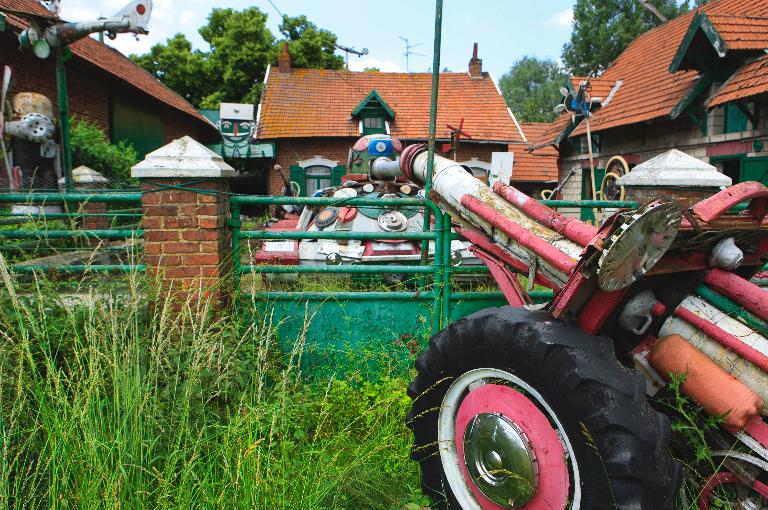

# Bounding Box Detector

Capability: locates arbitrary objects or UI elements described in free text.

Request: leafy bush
[69,118,138,185]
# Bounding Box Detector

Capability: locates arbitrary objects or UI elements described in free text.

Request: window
[724,103,749,134]
[304,165,332,196]
[362,115,386,135]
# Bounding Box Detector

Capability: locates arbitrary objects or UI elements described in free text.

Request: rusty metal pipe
[704,268,768,322]
[492,182,599,246]
[460,195,577,275]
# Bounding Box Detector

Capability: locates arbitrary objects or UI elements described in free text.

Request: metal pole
[56,46,72,192]
[421,0,443,292]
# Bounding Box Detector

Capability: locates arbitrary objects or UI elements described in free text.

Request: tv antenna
[335,43,369,70]
[399,36,424,73]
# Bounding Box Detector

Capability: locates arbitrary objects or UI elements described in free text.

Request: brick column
[132,136,235,309]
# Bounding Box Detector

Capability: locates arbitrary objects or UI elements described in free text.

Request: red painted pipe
[461,195,577,275]
[492,182,599,246]
[674,306,768,373]
[704,268,768,322]
[458,227,561,290]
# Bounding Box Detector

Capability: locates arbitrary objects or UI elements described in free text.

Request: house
[533,0,768,219]
[255,43,524,196]
[0,0,217,162]
[508,122,560,197]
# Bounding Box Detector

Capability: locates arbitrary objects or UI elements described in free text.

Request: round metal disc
[314,207,338,228]
[597,200,682,291]
[463,413,538,507]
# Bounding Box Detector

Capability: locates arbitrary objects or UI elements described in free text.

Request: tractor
[389,141,768,509]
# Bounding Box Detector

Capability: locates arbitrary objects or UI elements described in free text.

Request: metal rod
[56,47,72,192]
[541,199,638,209]
[11,264,145,273]
[705,268,768,322]
[0,193,142,203]
[421,0,443,267]
[696,285,768,338]
[0,229,142,239]
[249,291,437,301]
[241,264,435,274]
[494,183,599,246]
[239,230,438,241]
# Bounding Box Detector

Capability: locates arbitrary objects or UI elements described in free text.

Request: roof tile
[257,69,521,142]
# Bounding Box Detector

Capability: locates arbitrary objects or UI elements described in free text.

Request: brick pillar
[132,136,235,309]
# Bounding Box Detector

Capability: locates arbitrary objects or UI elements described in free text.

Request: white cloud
[546,8,573,28]
[348,57,402,73]
[179,10,199,27]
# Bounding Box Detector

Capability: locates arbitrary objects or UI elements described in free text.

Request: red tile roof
[709,53,768,107]
[508,123,559,182]
[708,14,768,51]
[567,0,768,136]
[570,77,616,101]
[0,0,213,128]
[257,69,521,143]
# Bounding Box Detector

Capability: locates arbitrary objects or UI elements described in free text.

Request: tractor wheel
[407,306,681,509]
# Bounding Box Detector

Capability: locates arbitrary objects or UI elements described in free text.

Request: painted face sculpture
[218,103,254,159]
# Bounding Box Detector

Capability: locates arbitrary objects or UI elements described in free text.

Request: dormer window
[351,89,395,136]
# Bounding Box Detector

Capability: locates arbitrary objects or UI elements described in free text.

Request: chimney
[468,43,482,79]
[278,42,291,73]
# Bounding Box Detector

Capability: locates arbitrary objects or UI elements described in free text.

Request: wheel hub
[463,413,538,508]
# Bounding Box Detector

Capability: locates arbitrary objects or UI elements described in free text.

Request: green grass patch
[0,258,425,509]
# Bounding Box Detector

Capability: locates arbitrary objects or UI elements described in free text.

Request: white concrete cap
[58,165,109,185]
[617,149,731,188]
[131,136,236,178]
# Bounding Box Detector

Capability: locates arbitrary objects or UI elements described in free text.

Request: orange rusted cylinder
[649,334,764,432]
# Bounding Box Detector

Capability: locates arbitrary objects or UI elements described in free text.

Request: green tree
[277,15,344,70]
[132,9,345,109]
[131,34,212,107]
[499,56,567,123]
[562,0,690,76]
[199,7,275,108]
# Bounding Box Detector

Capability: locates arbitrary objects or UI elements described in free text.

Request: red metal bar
[470,247,530,307]
[578,288,629,335]
[674,306,768,373]
[704,268,768,322]
[492,182,599,246]
[692,181,768,223]
[745,417,768,450]
[461,195,577,275]
[458,227,560,290]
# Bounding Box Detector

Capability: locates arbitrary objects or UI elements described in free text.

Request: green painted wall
[111,97,164,159]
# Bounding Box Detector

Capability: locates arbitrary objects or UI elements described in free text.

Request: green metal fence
[229,195,638,338]
[0,192,144,273]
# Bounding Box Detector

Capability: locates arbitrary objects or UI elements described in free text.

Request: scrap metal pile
[397,142,768,509]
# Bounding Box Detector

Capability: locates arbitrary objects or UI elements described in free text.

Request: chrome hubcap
[463,412,538,508]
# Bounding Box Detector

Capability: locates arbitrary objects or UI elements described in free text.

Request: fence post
[131,136,235,310]
[59,165,110,233]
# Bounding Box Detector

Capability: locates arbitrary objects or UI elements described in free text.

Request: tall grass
[0,256,423,509]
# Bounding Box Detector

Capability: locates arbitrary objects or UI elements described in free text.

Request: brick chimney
[278,42,291,73]
[468,43,482,79]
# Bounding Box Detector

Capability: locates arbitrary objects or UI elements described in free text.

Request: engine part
[709,237,744,270]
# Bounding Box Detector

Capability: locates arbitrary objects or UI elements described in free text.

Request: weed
[0,255,423,509]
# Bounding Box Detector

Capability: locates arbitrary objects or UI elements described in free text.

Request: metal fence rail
[0,192,144,274]
[229,196,641,336]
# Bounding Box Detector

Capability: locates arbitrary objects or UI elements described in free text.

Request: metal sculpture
[396,143,768,509]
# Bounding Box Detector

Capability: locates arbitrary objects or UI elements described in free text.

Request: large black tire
[407,306,681,509]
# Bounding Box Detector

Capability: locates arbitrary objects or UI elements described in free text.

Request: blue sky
[60,0,576,79]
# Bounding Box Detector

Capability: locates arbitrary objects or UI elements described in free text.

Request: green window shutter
[580,167,605,222]
[289,165,306,196]
[332,164,346,186]
[740,157,768,185]
[724,104,748,134]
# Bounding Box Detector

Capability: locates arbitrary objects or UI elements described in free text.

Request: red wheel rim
[454,384,569,509]
[699,471,768,509]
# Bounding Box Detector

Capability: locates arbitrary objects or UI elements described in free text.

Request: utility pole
[399,36,425,73]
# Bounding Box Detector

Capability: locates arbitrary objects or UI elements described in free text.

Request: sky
[59,0,577,79]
